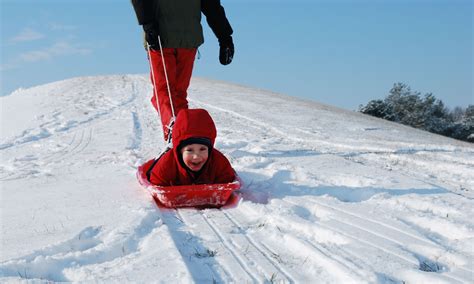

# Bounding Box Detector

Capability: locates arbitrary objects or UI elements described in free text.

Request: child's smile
[181,144,209,172]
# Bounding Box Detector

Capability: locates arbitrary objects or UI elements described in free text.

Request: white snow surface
[1,75,473,283]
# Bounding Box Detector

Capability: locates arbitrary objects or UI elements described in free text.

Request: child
[147,108,236,186]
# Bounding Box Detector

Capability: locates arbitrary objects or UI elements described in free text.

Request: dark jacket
[131,0,233,48]
[149,109,236,186]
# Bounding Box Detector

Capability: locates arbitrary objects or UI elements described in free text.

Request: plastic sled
[137,159,241,208]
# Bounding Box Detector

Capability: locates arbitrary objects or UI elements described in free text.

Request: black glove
[219,36,234,65]
[143,23,159,50]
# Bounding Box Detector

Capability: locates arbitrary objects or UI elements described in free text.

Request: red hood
[172,109,217,148]
[172,109,217,175]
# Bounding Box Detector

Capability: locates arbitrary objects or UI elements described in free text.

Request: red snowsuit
[149,109,236,186]
[149,48,196,140]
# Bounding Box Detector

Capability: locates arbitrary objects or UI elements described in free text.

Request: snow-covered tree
[359,83,471,142]
[358,100,390,118]
[449,105,474,142]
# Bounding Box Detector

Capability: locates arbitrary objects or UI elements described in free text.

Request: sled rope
[158,36,176,122]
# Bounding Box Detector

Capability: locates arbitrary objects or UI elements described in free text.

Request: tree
[359,100,390,118]
[359,83,471,142]
[450,106,465,122]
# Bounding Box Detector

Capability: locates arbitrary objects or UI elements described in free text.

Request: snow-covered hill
[1,75,473,283]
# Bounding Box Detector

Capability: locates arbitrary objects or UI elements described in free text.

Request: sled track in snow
[0,76,138,153]
[178,210,258,282]
[0,128,93,181]
[204,210,296,283]
[280,199,471,283]
[57,128,93,163]
[278,232,370,282]
[162,204,378,283]
[172,208,295,283]
[128,110,143,151]
[225,209,373,283]
[1,77,143,182]
[160,209,233,283]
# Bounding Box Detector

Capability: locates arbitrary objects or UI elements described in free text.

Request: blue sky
[1,0,472,110]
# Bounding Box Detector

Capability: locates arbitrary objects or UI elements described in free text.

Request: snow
[1,74,473,283]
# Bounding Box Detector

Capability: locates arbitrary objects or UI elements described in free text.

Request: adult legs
[149,48,197,141]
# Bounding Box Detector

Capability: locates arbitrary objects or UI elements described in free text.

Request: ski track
[0,76,138,152]
[221,211,340,283]
[0,128,94,181]
[176,209,255,282]
[280,199,470,283]
[224,207,375,283]
[311,197,473,271]
[199,209,295,283]
[1,76,145,182]
[160,209,229,283]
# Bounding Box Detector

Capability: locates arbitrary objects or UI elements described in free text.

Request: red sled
[137,159,241,208]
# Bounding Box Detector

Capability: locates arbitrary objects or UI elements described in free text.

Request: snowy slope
[1,75,473,283]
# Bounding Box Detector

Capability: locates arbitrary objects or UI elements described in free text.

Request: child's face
[181,143,209,172]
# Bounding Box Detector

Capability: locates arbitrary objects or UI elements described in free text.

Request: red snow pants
[149,48,197,141]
